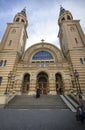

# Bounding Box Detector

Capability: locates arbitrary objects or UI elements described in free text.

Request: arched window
[0,60,3,66]
[0,60,7,67]
[16,18,19,22]
[55,73,63,94]
[75,38,78,44]
[0,77,2,85]
[9,40,12,46]
[67,15,71,20]
[22,73,30,93]
[80,58,83,64]
[62,17,65,21]
[21,19,24,22]
[4,60,7,66]
[24,74,30,82]
[32,51,53,60]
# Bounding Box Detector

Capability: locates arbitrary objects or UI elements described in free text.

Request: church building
[0,7,85,96]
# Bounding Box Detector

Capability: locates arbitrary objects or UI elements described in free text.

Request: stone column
[29,78,36,95]
[49,73,56,95]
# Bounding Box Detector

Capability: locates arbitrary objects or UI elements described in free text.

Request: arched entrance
[22,73,30,94]
[55,73,63,95]
[37,72,49,94]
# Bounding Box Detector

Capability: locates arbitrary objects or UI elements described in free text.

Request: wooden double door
[37,72,49,95]
[38,82,48,94]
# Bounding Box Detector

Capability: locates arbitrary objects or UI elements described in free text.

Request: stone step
[6,105,67,109]
[5,95,68,109]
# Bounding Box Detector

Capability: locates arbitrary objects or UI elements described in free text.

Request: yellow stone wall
[0,8,85,96]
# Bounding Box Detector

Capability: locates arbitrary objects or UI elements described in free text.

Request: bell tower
[1,8,28,54]
[0,8,28,94]
[58,6,85,59]
[58,6,85,93]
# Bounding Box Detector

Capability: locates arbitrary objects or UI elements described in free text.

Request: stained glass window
[32,51,53,60]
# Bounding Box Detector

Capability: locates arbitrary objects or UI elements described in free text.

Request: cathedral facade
[0,7,85,96]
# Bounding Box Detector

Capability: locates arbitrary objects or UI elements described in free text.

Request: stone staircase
[5,95,68,109]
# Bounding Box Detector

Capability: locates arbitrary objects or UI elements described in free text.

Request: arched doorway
[55,73,63,95]
[37,72,49,94]
[22,73,30,94]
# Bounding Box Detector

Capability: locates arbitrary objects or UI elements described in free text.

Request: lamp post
[4,71,12,94]
[74,69,82,94]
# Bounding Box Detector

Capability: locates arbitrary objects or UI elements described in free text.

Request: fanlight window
[32,51,53,60]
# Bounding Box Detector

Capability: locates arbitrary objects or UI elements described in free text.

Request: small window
[62,17,65,21]
[21,19,24,22]
[84,58,85,63]
[16,18,19,22]
[4,60,7,66]
[80,58,83,64]
[75,38,78,44]
[0,77,2,85]
[9,40,12,46]
[67,15,71,20]
[0,60,3,66]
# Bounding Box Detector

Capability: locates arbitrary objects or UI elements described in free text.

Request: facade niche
[55,73,63,95]
[22,73,30,93]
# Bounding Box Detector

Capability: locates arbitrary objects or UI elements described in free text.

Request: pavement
[0,109,85,130]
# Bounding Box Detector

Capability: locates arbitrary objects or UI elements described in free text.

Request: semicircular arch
[22,42,63,63]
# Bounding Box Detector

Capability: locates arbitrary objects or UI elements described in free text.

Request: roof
[59,6,69,16]
[18,8,26,17]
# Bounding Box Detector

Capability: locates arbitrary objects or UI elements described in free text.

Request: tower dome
[18,8,26,17]
[58,6,73,25]
[59,6,66,16]
[13,8,28,27]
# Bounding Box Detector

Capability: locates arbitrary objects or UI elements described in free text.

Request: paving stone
[0,109,85,130]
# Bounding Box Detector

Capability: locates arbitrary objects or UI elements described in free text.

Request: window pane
[0,60,3,66]
[32,51,53,60]
[4,60,7,66]
[80,58,83,64]
[0,77,2,85]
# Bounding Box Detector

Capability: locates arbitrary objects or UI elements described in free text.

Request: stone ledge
[0,93,16,107]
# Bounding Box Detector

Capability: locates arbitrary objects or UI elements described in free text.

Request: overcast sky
[0,0,85,50]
